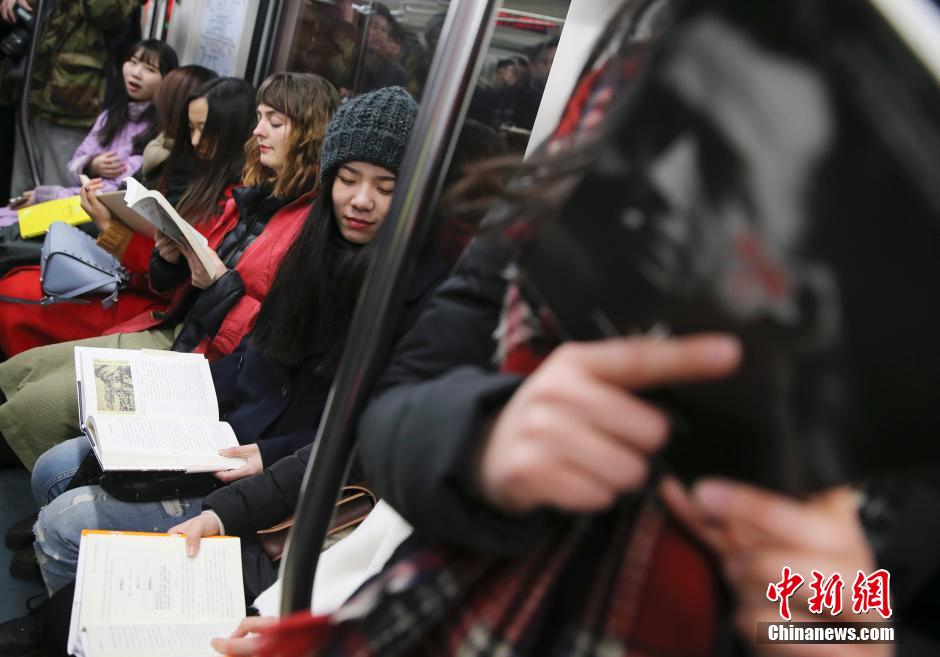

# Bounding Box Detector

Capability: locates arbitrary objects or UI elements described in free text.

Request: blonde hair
[242,73,340,198]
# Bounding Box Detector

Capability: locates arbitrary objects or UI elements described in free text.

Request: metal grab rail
[279,0,505,615]
[18,0,46,188]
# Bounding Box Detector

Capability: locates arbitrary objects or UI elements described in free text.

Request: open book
[68,531,245,657]
[88,175,220,278]
[74,346,245,472]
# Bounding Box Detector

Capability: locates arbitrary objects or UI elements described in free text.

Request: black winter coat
[202,244,448,537]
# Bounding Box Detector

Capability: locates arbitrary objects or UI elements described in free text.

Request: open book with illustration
[74,346,245,472]
[86,175,220,277]
[68,531,244,657]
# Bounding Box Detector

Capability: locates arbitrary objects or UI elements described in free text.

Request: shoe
[4,514,37,551]
[8,548,40,582]
[0,595,45,655]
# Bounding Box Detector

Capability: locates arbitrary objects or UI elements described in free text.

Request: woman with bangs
[0,73,339,471]
[3,39,178,213]
[0,76,253,362]
[0,65,215,281]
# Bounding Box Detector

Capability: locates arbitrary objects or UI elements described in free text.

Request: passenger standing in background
[359,2,406,93]
[0,0,143,195]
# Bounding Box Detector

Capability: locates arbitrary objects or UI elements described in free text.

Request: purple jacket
[34,100,153,203]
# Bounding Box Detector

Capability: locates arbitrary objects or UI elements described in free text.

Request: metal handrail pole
[18,0,46,188]
[279,0,504,615]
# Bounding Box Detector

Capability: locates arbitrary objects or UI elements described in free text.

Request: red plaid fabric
[259,8,729,654]
[258,283,726,657]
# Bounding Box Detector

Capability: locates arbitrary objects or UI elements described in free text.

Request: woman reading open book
[0,73,337,471]
[28,85,444,598]
[0,75,256,358]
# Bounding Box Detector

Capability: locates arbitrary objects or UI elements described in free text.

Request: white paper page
[76,533,244,627]
[82,622,241,657]
[68,526,93,656]
[75,347,218,421]
[123,177,184,242]
[75,347,88,428]
[87,416,244,471]
[123,177,216,275]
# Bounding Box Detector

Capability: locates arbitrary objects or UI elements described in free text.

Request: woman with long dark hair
[28,86,445,611]
[0,76,256,361]
[85,75,256,275]
[3,39,178,213]
[0,73,339,471]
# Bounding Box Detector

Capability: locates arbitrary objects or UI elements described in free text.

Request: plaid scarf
[260,9,730,653]
[259,282,726,657]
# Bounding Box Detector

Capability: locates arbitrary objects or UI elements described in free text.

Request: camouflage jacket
[0,0,137,128]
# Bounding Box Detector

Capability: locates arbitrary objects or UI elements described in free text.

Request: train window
[279,1,569,153]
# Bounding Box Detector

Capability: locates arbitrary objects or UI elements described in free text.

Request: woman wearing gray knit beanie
[251,85,425,368]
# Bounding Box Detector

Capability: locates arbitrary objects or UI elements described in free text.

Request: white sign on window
[196,0,252,77]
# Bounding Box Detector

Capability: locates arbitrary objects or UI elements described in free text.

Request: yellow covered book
[17,195,91,239]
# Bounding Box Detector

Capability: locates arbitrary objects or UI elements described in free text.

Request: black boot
[0,594,45,655]
[4,514,37,551]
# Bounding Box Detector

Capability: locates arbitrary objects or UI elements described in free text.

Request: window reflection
[282,1,569,153]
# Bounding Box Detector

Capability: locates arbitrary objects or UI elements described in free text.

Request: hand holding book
[169,511,222,557]
[210,616,279,657]
[213,444,263,483]
[180,241,227,288]
[78,176,113,231]
[154,230,183,263]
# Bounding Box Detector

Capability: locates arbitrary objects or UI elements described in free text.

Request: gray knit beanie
[319,86,419,181]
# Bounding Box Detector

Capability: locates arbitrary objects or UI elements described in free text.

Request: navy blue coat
[209,244,448,470]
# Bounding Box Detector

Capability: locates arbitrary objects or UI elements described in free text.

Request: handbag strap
[0,273,122,306]
[0,294,90,306]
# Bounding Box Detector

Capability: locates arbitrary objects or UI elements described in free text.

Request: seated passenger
[28,86,443,600]
[0,75,254,358]
[138,65,219,185]
[2,39,178,215]
[0,72,339,469]
[83,75,250,279]
[214,6,936,657]
[0,65,217,280]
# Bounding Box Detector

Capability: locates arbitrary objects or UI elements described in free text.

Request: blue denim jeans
[31,438,203,594]
[31,437,91,507]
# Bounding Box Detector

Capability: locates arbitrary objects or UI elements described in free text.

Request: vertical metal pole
[148,0,161,39]
[279,0,505,615]
[18,0,46,188]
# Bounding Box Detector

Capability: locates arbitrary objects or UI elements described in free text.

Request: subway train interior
[0,0,938,655]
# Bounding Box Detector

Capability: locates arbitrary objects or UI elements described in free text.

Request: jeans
[31,437,90,507]
[31,438,203,594]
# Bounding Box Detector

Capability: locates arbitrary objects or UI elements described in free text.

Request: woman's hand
[181,243,227,289]
[477,335,741,514]
[154,230,182,263]
[211,616,280,656]
[87,151,125,179]
[168,510,222,557]
[7,189,34,209]
[214,444,263,483]
[79,178,113,230]
[679,480,889,657]
[0,0,31,23]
